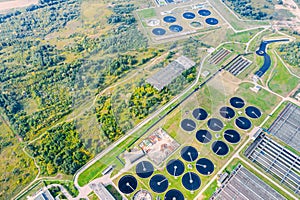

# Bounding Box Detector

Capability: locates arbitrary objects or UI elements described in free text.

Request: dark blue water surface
[183,12,196,19]
[245,106,262,119]
[150,174,169,193]
[212,141,229,156]
[166,159,185,177]
[205,18,218,25]
[165,0,174,3]
[219,106,235,119]
[136,161,154,178]
[192,108,208,120]
[118,175,138,194]
[207,118,224,132]
[230,97,245,108]
[152,28,166,36]
[196,129,212,144]
[198,9,211,16]
[181,118,196,132]
[163,16,176,23]
[235,116,252,130]
[182,172,201,191]
[165,189,184,200]
[255,39,289,77]
[181,146,198,162]
[196,158,214,175]
[169,24,183,32]
[224,129,241,144]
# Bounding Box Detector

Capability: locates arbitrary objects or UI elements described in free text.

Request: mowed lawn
[235,82,281,125]
[137,8,156,19]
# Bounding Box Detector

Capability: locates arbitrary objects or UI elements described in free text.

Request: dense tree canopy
[28,122,90,175]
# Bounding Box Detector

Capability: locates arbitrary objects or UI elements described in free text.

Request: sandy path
[274,0,300,32]
[0,0,38,11]
[275,0,300,19]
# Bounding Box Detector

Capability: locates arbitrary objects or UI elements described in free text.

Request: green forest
[224,0,268,20]
[0,0,199,197]
[0,0,151,197]
[278,41,300,68]
[0,1,149,142]
[28,122,90,175]
[95,66,196,143]
[223,0,285,20]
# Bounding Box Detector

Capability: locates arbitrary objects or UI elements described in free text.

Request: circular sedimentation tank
[211,140,229,156]
[118,175,138,194]
[219,106,235,119]
[149,174,169,193]
[182,172,201,191]
[196,158,214,175]
[196,129,212,144]
[163,16,176,23]
[181,146,198,162]
[223,129,241,144]
[183,12,196,19]
[205,17,219,25]
[152,28,166,36]
[207,118,224,132]
[235,116,252,130]
[198,9,211,16]
[166,159,185,177]
[181,118,196,132]
[192,108,208,120]
[135,161,154,178]
[230,97,245,108]
[169,24,183,32]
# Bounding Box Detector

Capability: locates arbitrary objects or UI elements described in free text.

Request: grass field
[235,82,281,125]
[136,8,156,19]
[225,28,264,44]
[268,50,299,96]
[0,113,37,200]
[201,180,218,200]
[247,28,274,52]
[208,0,269,30]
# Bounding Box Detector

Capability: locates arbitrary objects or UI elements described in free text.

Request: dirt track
[274,0,300,32]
